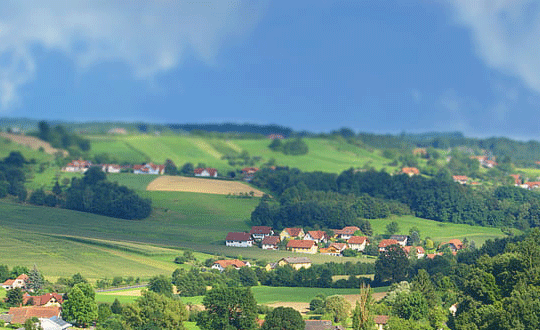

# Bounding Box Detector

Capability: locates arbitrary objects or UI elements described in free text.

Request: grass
[370,215,511,246]
[0,136,54,163]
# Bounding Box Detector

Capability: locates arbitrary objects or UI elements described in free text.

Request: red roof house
[378,239,399,252]
[194,167,218,177]
[8,306,61,324]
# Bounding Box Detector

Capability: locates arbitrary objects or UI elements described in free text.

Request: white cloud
[0,1,267,110]
[448,0,540,94]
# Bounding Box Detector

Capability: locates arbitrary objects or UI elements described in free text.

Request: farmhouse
[225,232,254,247]
[280,228,305,240]
[62,160,92,172]
[347,236,369,251]
[23,293,64,307]
[7,306,61,324]
[287,239,318,254]
[133,163,165,175]
[440,239,464,252]
[333,226,361,240]
[261,236,280,250]
[276,257,312,270]
[194,167,218,177]
[304,230,328,244]
[101,164,124,173]
[2,274,28,290]
[401,167,420,176]
[378,239,399,252]
[403,246,426,259]
[250,226,274,240]
[389,235,409,246]
[39,316,72,330]
[320,243,347,256]
[211,259,249,272]
[452,175,469,185]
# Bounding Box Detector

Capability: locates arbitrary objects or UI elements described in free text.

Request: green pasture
[0,136,54,163]
[107,173,157,191]
[370,215,511,246]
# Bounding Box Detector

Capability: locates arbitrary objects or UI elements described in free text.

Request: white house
[347,236,369,251]
[261,236,280,250]
[2,274,28,290]
[225,232,253,247]
[211,259,250,272]
[194,168,218,177]
[133,163,165,175]
[250,226,274,240]
[62,160,92,173]
[101,164,123,173]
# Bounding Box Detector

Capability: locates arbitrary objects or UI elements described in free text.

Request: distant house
[133,163,165,175]
[304,230,328,244]
[347,236,369,251]
[510,174,521,185]
[274,257,312,270]
[523,181,540,190]
[426,252,444,259]
[287,239,318,254]
[440,239,464,252]
[378,239,399,252]
[39,316,72,330]
[403,246,426,259]
[280,228,305,241]
[389,235,409,246]
[211,259,249,272]
[241,167,259,181]
[23,293,63,307]
[320,243,348,256]
[413,148,427,156]
[107,128,127,135]
[483,160,498,168]
[225,232,253,247]
[250,226,274,240]
[194,168,218,177]
[333,226,361,240]
[305,320,345,330]
[267,134,284,140]
[452,175,469,185]
[374,315,389,330]
[62,160,92,173]
[101,164,124,173]
[261,236,280,250]
[401,167,420,176]
[2,274,28,290]
[8,306,61,325]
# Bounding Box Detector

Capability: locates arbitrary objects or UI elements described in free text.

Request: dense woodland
[251,167,540,230]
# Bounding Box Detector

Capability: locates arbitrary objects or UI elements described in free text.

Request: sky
[1,0,540,139]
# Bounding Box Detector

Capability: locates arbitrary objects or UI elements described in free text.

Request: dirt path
[0,133,68,156]
[147,175,265,196]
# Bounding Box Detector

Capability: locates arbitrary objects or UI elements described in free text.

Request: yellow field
[0,133,68,156]
[146,176,265,197]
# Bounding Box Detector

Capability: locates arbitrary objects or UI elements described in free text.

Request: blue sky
[1,0,540,139]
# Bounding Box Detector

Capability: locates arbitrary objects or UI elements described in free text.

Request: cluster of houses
[226,225,370,256]
[1,274,71,330]
[225,226,466,260]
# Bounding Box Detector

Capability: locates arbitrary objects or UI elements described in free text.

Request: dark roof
[280,257,311,264]
[250,226,273,235]
[261,236,280,245]
[225,232,252,241]
[287,240,316,249]
[283,228,303,237]
[305,320,345,330]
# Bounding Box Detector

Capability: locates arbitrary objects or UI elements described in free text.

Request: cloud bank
[448,0,540,94]
[0,1,267,109]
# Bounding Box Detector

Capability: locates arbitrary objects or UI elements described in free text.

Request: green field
[84,135,394,174]
[0,136,54,163]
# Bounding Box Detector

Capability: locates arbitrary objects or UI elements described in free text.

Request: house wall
[289,246,317,254]
[262,244,277,250]
[226,240,253,247]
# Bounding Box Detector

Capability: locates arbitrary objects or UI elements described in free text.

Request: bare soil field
[146,176,265,197]
[266,292,386,314]
[0,133,68,156]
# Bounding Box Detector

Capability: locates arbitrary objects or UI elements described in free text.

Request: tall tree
[197,287,257,330]
[325,295,351,324]
[148,275,173,297]
[352,284,375,330]
[122,290,188,330]
[375,244,409,283]
[27,265,44,292]
[261,307,304,330]
[62,282,98,327]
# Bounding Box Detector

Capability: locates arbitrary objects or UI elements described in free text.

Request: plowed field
[146,176,264,197]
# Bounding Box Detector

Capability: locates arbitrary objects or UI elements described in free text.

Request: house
[194,167,218,177]
[452,175,469,184]
[378,239,399,252]
[347,236,369,251]
[403,246,426,259]
[133,163,165,175]
[483,160,498,168]
[333,226,361,240]
[523,181,540,190]
[2,274,28,290]
[211,259,249,272]
[304,231,328,244]
[401,167,420,176]
[23,293,63,307]
[440,239,464,252]
[374,315,389,330]
[241,167,259,181]
[39,316,72,330]
[107,128,127,135]
[287,239,318,254]
[277,257,312,270]
[267,134,284,140]
[7,306,61,324]
[261,236,280,250]
[389,235,409,246]
[250,226,274,240]
[426,252,444,259]
[413,148,427,156]
[225,232,253,247]
[280,228,305,241]
[510,174,521,185]
[305,320,345,330]
[62,160,92,172]
[101,164,124,173]
[320,242,347,256]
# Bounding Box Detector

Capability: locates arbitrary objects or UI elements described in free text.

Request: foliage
[123,290,188,330]
[375,245,409,283]
[269,138,309,155]
[351,284,375,330]
[27,265,44,292]
[197,287,257,330]
[324,295,351,323]
[147,275,173,297]
[34,121,90,152]
[172,269,206,297]
[261,307,304,330]
[6,288,23,306]
[385,221,399,235]
[62,282,98,327]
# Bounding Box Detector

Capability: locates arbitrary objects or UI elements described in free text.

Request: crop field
[146,175,265,196]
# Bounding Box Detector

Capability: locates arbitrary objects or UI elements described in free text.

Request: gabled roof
[225,232,252,241]
[402,167,420,175]
[453,175,469,181]
[305,320,345,330]
[390,235,408,242]
[283,228,303,237]
[250,226,273,235]
[348,236,368,244]
[242,167,259,174]
[261,236,280,245]
[335,226,360,235]
[17,274,29,281]
[441,239,464,250]
[23,293,64,306]
[2,279,15,286]
[403,246,425,255]
[427,252,443,259]
[287,239,316,249]
[330,243,347,251]
[194,167,218,176]
[307,230,327,240]
[374,315,389,325]
[280,257,312,264]
[379,239,398,248]
[213,259,246,269]
[8,306,60,324]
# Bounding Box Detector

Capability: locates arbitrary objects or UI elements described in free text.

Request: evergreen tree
[6,287,23,306]
[27,265,44,292]
[52,181,62,196]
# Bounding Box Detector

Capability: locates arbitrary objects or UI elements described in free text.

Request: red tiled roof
[348,236,368,244]
[287,240,316,249]
[403,246,425,255]
[379,239,398,248]
[453,175,469,181]
[23,293,64,306]
[307,230,327,240]
[427,253,443,259]
[194,167,218,176]
[8,306,60,324]
[2,279,14,286]
[374,315,389,324]
[442,239,463,250]
[284,228,303,237]
[213,259,246,269]
[330,243,347,251]
[242,167,259,174]
[261,236,280,246]
[510,174,521,185]
[250,226,273,235]
[16,274,29,281]
[225,232,252,241]
[402,167,420,175]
